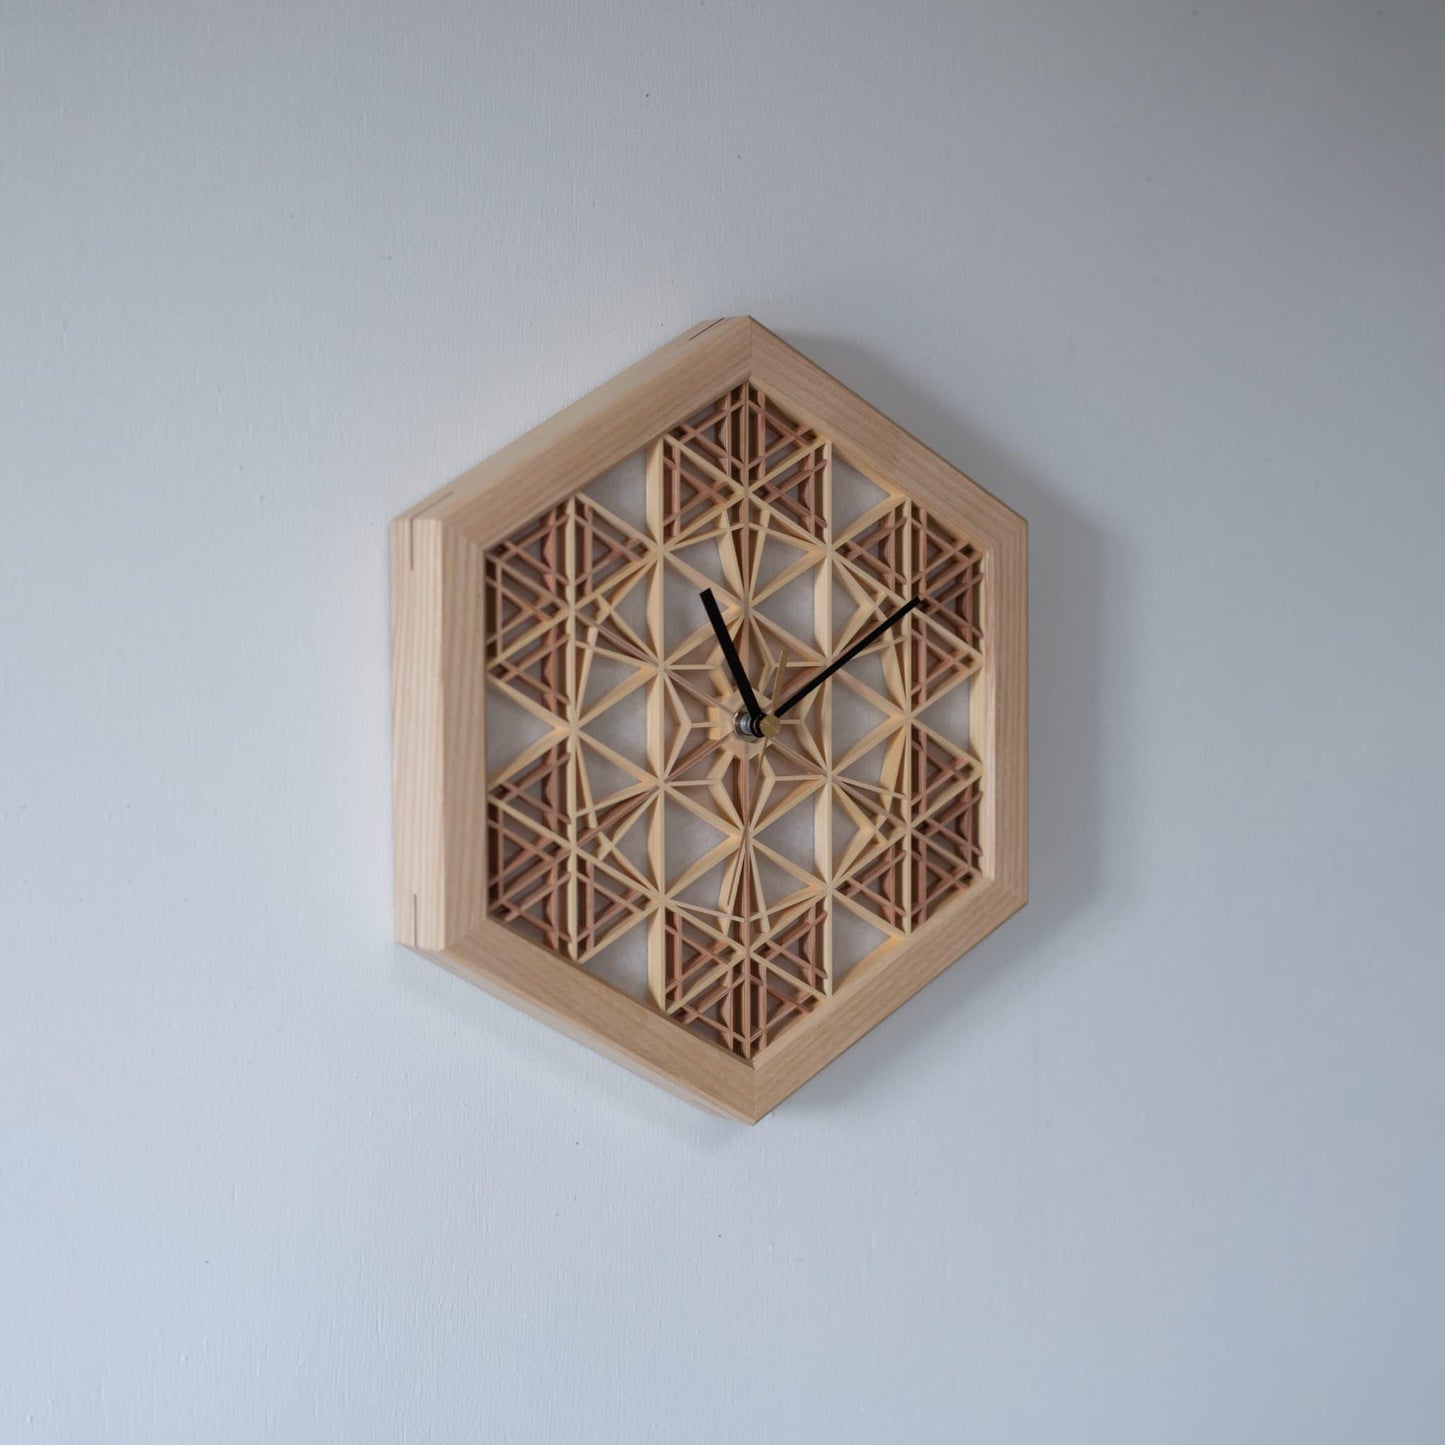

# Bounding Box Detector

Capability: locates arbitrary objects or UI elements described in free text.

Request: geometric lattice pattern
[484,383,985,1059]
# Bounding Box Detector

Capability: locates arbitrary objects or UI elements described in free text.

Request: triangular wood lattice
[483,383,986,1059]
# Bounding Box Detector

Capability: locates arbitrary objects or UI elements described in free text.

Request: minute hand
[774,597,922,718]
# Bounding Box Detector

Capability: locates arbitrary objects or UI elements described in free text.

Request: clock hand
[699,588,765,725]
[773,596,922,718]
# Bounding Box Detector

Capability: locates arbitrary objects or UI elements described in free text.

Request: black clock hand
[774,596,922,718]
[699,588,765,724]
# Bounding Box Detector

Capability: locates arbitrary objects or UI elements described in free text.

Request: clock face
[483,382,984,1060]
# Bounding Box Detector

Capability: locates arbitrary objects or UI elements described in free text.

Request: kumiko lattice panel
[483,385,984,1058]
[392,318,1026,1120]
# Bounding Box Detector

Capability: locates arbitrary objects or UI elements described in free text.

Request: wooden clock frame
[391,317,1027,1122]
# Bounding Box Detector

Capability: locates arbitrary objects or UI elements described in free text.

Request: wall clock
[391,318,1026,1121]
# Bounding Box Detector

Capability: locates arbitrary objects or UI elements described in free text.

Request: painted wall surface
[3,3,1442,1441]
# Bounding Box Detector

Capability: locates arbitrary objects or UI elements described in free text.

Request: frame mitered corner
[443,922,760,1122]
[418,317,756,546]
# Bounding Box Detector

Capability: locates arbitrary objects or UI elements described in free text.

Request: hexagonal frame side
[391,317,1027,1123]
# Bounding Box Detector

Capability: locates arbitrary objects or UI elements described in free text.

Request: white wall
[4,3,1443,1440]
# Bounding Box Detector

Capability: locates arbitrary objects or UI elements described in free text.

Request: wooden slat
[441,526,489,943]
[437,923,757,1121]
[391,517,445,949]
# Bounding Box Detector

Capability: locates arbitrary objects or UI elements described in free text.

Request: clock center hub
[734,710,781,741]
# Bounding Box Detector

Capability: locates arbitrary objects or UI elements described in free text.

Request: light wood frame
[392,317,1027,1121]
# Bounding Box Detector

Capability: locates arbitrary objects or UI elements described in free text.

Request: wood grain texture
[391,317,1027,1120]
[391,516,445,950]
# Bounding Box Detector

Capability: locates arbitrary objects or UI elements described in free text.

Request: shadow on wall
[777,332,1137,1116]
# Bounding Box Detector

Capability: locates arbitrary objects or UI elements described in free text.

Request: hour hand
[699,588,764,724]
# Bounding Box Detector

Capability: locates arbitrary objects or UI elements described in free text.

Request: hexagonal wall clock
[391,317,1026,1121]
